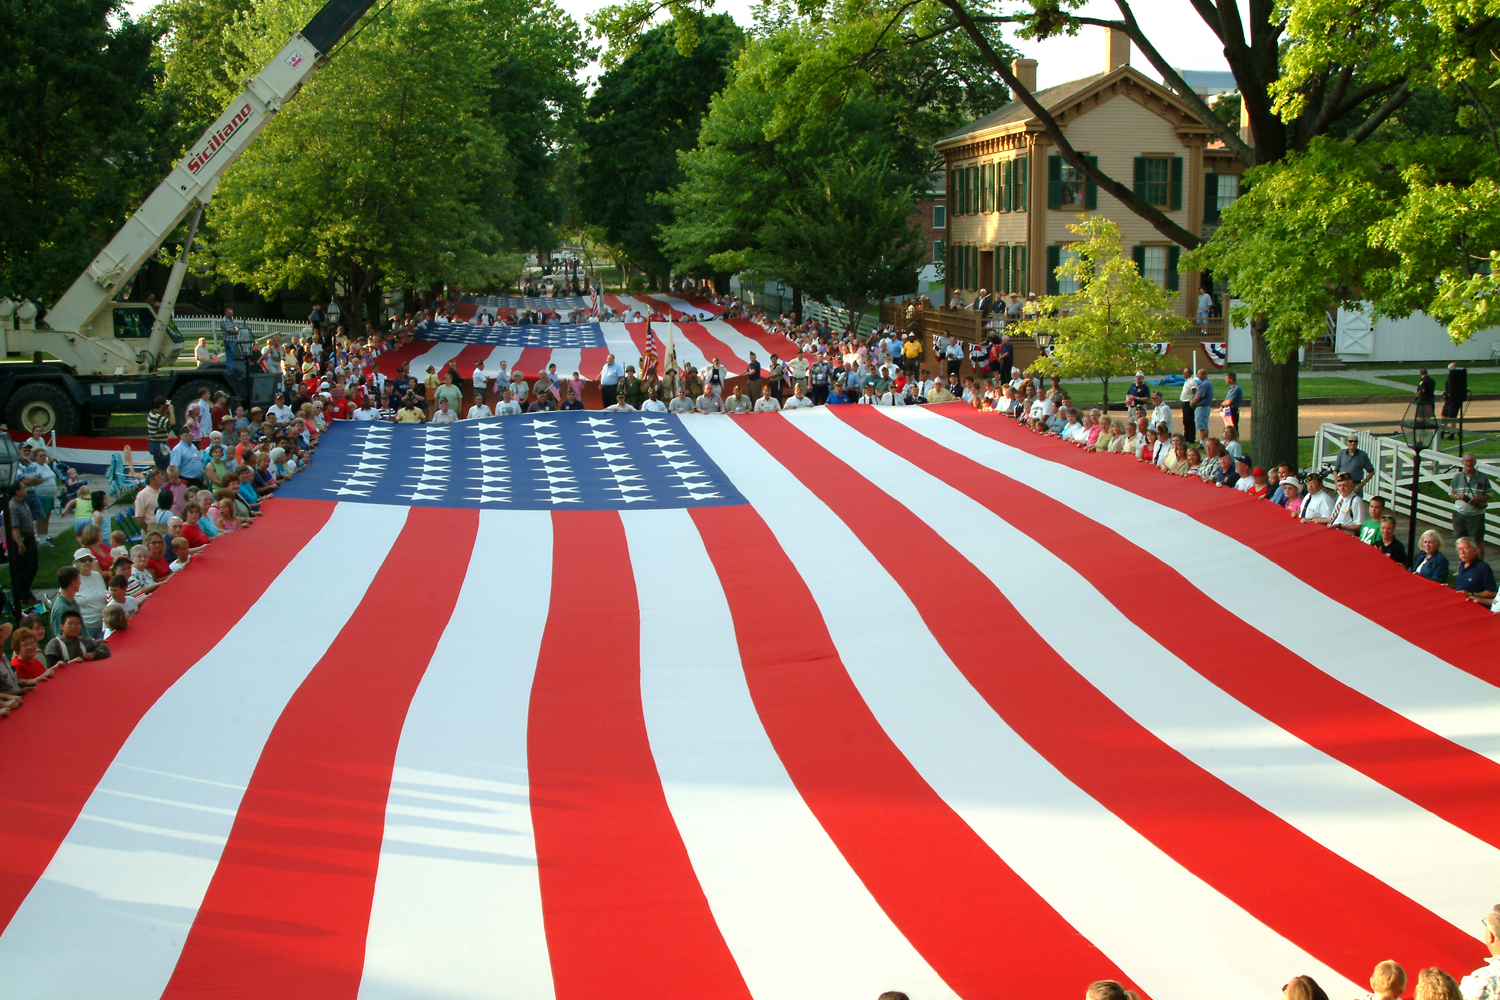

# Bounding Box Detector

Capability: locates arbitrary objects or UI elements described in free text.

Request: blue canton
[416,322,604,348]
[278,413,744,511]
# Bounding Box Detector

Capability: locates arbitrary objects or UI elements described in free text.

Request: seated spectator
[1330,473,1368,531]
[1162,436,1189,473]
[668,387,695,414]
[754,386,781,412]
[1299,473,1335,523]
[1357,496,1388,544]
[79,524,113,574]
[1086,981,1139,1000]
[71,549,108,639]
[1210,452,1239,488]
[1231,455,1255,491]
[102,604,128,640]
[1245,466,1270,498]
[640,388,668,412]
[1459,904,1500,1000]
[1412,530,1448,580]
[1360,960,1406,1000]
[1284,976,1331,1000]
[1106,420,1130,453]
[45,610,110,665]
[1197,438,1223,481]
[784,384,814,409]
[144,532,173,579]
[169,536,192,573]
[10,627,54,684]
[1415,967,1463,1000]
[527,391,558,413]
[1453,536,1497,605]
[107,575,139,618]
[50,566,84,639]
[696,387,724,413]
[130,544,165,596]
[724,387,752,413]
[1277,478,1302,513]
[467,393,493,419]
[1221,424,1245,460]
[153,484,176,525]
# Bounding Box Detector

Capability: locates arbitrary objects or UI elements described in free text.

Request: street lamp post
[1400,401,1442,565]
[0,434,20,618]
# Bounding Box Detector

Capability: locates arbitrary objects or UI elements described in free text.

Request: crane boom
[43,0,379,349]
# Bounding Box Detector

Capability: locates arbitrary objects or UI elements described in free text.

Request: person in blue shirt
[1453,536,1497,605]
[827,384,851,405]
[1191,367,1214,443]
[169,428,206,484]
[1221,372,1244,430]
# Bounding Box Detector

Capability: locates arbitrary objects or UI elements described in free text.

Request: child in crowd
[169,536,192,573]
[102,604,129,640]
[108,576,139,618]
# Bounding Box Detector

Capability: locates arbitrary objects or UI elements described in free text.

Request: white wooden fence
[1312,422,1500,537]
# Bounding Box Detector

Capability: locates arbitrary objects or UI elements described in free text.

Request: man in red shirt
[326,392,353,420]
[209,392,229,433]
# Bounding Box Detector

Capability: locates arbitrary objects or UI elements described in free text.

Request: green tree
[195,0,523,329]
[578,14,743,289]
[0,0,181,303]
[720,154,926,334]
[1018,217,1187,410]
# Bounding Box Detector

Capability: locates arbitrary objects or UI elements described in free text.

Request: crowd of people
[3,366,317,719]
[869,906,1500,999]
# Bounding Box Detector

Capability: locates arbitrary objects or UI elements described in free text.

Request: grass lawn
[0,526,82,621]
[1386,372,1500,394]
[1058,374,1406,407]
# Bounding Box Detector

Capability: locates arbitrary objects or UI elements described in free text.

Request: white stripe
[623,508,958,1000]
[482,345,527,373]
[697,320,768,371]
[679,415,1359,1000]
[656,295,713,319]
[409,342,468,374]
[358,510,554,1000]
[794,406,1500,933]
[599,323,641,365]
[0,503,410,1000]
[548,348,583,379]
[884,407,1500,760]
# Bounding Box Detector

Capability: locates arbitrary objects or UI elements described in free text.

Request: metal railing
[172,316,310,359]
[1312,421,1500,536]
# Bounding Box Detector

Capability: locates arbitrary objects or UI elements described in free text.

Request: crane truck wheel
[6,382,79,436]
[170,378,230,429]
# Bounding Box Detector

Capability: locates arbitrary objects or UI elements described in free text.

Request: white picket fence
[1312,422,1500,536]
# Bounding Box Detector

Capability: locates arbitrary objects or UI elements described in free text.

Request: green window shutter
[1167,245,1181,291]
[1017,244,1028,294]
[1169,156,1183,211]
[990,162,997,212]
[1133,157,1147,199]
[1002,160,1013,212]
[957,169,966,215]
[1018,157,1029,210]
[969,166,979,215]
[1047,155,1062,210]
[1203,172,1219,223]
[1046,245,1060,295]
[982,163,990,213]
[1132,244,1146,273]
[1084,154,1099,210]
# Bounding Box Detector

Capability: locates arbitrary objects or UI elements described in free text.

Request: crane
[0,0,379,435]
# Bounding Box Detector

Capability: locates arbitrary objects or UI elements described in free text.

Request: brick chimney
[1012,57,1038,93]
[1105,27,1130,72]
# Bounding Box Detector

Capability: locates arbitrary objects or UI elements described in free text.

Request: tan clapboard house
[935,28,1244,319]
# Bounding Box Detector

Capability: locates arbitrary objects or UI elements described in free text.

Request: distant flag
[591,282,600,316]
[644,319,659,375]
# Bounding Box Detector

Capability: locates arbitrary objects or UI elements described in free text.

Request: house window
[1216,174,1240,215]
[1058,162,1086,207]
[1057,245,1082,294]
[1139,158,1169,206]
[1141,245,1168,287]
[933,205,946,229]
[933,239,945,267]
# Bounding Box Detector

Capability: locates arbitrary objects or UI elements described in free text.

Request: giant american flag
[1,402,1497,1000]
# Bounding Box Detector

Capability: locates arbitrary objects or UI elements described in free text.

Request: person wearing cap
[268,394,293,423]
[617,365,642,408]
[1232,455,1257,492]
[1145,390,1174,435]
[69,548,108,639]
[466,392,493,420]
[430,396,458,425]
[1126,372,1153,409]
[1328,472,1367,529]
[395,395,425,423]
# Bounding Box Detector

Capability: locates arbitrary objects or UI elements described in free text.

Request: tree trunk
[1251,320,1300,468]
[1101,377,1110,412]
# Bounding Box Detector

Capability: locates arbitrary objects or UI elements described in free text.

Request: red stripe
[159,506,477,999]
[0,497,335,932]
[514,347,554,380]
[528,511,749,1000]
[453,301,478,321]
[675,322,745,370]
[603,294,630,314]
[8,430,148,451]
[579,346,610,377]
[720,317,801,363]
[734,413,1479,982]
[681,295,723,315]
[690,504,1132,998]
[834,405,1500,853]
[372,341,428,379]
[944,407,1500,684]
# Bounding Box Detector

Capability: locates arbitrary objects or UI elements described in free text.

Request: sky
[127,0,1232,92]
